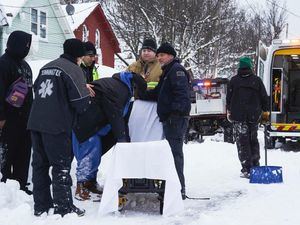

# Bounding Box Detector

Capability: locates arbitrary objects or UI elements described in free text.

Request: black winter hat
[63,38,85,58]
[141,38,157,52]
[156,42,176,57]
[84,41,97,55]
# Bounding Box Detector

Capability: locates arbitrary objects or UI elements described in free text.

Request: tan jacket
[127,58,162,84]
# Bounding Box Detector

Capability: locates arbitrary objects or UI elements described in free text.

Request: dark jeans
[163,115,189,192]
[1,118,31,190]
[31,131,74,214]
[233,122,260,173]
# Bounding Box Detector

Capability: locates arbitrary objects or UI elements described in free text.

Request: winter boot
[54,204,85,217]
[240,167,250,179]
[69,204,85,217]
[83,180,103,195]
[34,205,54,217]
[75,182,91,201]
[34,209,49,217]
[240,171,250,179]
[21,186,33,195]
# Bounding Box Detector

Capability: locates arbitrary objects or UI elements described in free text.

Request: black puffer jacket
[226,68,269,123]
[73,72,146,143]
[0,31,33,122]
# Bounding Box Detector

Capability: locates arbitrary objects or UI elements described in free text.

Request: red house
[62,2,120,67]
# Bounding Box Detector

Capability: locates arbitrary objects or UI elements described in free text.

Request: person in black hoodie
[0,31,33,195]
[27,38,91,217]
[226,57,269,178]
[139,42,191,200]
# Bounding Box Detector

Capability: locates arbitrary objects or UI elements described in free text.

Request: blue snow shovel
[249,125,283,184]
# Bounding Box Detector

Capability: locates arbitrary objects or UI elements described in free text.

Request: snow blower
[249,125,283,184]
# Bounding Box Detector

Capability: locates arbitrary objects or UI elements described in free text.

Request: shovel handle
[264,125,268,166]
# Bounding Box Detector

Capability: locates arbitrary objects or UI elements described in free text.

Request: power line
[265,0,300,19]
[0,3,60,9]
[19,4,97,19]
[0,2,98,19]
[244,0,300,38]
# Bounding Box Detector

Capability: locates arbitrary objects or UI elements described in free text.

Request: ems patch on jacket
[176,71,185,77]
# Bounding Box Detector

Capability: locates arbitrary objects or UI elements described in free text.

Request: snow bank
[1,130,300,225]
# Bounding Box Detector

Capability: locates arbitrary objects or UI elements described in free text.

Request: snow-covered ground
[1,129,300,225]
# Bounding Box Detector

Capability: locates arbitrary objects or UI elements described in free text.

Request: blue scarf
[119,71,133,116]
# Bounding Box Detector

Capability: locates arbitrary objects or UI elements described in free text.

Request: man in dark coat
[0,31,33,195]
[226,56,269,178]
[27,38,91,217]
[139,42,191,200]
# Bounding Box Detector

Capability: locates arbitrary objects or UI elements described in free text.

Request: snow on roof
[61,2,99,31]
[0,0,27,25]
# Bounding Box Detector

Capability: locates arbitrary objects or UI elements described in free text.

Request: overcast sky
[241,0,300,39]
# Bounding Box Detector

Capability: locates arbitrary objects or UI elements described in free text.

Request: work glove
[261,111,270,124]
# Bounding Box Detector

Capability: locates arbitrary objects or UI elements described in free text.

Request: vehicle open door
[257,41,268,82]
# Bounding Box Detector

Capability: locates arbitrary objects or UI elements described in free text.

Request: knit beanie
[63,38,85,58]
[156,42,176,57]
[84,41,97,55]
[239,57,253,69]
[141,38,157,52]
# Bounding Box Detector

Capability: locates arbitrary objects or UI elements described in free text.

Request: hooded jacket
[0,31,32,121]
[226,68,269,123]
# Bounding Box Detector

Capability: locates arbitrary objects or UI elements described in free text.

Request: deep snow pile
[1,130,300,225]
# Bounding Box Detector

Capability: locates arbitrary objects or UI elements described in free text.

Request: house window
[95,29,100,49]
[40,11,46,38]
[31,8,47,39]
[31,9,38,35]
[82,25,89,42]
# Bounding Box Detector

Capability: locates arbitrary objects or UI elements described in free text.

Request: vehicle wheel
[197,134,204,143]
[223,124,235,143]
[278,137,286,144]
[264,127,275,149]
[265,136,275,149]
[184,134,189,144]
[159,199,163,215]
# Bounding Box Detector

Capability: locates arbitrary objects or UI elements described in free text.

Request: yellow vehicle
[258,39,300,148]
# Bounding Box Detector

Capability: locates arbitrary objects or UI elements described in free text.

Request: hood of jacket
[6,31,32,60]
[237,67,253,78]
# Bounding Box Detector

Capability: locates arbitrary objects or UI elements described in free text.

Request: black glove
[117,135,130,143]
